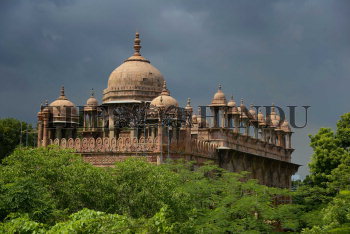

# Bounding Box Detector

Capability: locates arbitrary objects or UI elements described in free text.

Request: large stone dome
[103,33,165,103]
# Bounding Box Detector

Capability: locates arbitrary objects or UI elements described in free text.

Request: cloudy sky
[1,0,349,177]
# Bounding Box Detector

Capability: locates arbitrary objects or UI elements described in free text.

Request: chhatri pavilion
[37,33,299,188]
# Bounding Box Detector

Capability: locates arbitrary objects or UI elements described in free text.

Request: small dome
[239,98,248,118]
[249,104,257,117]
[258,110,265,123]
[281,120,291,132]
[192,114,198,124]
[86,89,98,106]
[49,86,78,123]
[269,104,281,126]
[270,114,280,127]
[210,85,227,106]
[227,96,236,107]
[150,81,179,108]
[49,86,75,108]
[185,98,193,111]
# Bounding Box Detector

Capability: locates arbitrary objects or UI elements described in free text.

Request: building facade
[37,33,299,188]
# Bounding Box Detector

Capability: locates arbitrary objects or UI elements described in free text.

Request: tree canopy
[0,146,298,233]
[0,118,35,161]
[1,113,350,232]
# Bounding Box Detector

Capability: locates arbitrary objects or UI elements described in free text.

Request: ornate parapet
[48,136,219,160]
[50,136,159,153]
[198,128,292,162]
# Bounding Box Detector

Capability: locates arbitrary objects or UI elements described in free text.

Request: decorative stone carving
[61,138,67,149]
[54,138,60,146]
[68,138,74,149]
[75,138,81,151]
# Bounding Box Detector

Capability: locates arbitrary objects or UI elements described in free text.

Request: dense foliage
[0,118,35,161]
[0,113,350,233]
[0,147,298,233]
[295,113,350,233]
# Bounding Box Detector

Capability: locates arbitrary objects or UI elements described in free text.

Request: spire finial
[45,100,48,106]
[58,86,68,100]
[60,86,65,97]
[91,88,95,97]
[240,98,244,105]
[187,98,191,105]
[161,81,170,96]
[133,32,141,56]
[218,84,222,90]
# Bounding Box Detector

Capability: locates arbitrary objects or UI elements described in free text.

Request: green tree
[308,128,348,187]
[302,190,350,233]
[0,147,297,233]
[0,118,36,161]
[336,113,350,149]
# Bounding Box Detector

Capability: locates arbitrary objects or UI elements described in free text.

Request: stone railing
[190,139,218,157]
[49,137,159,153]
[47,136,219,158]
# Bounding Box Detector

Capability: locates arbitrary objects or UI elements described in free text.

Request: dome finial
[240,98,244,105]
[60,86,65,97]
[185,98,193,111]
[133,32,141,56]
[218,84,222,90]
[91,88,95,97]
[58,86,68,100]
[161,81,170,96]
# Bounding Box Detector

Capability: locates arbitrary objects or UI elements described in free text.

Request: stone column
[108,107,114,138]
[37,120,43,147]
[254,126,258,139]
[43,115,49,147]
[221,109,227,128]
[83,112,86,129]
[233,115,239,133]
[277,133,283,147]
[212,108,219,128]
[157,120,163,165]
[244,120,249,136]
[287,133,292,148]
[56,126,62,140]
[67,128,73,139]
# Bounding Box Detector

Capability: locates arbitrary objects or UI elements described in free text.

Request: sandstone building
[37,33,299,188]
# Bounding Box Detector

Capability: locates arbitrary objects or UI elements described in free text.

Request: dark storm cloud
[1,0,350,177]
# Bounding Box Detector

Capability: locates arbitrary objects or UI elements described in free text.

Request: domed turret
[192,114,198,124]
[150,81,179,108]
[238,98,248,118]
[269,104,280,127]
[249,104,257,118]
[103,32,165,103]
[281,120,291,132]
[185,98,193,112]
[258,110,265,124]
[86,89,98,106]
[210,85,227,106]
[49,86,78,124]
[227,95,236,107]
